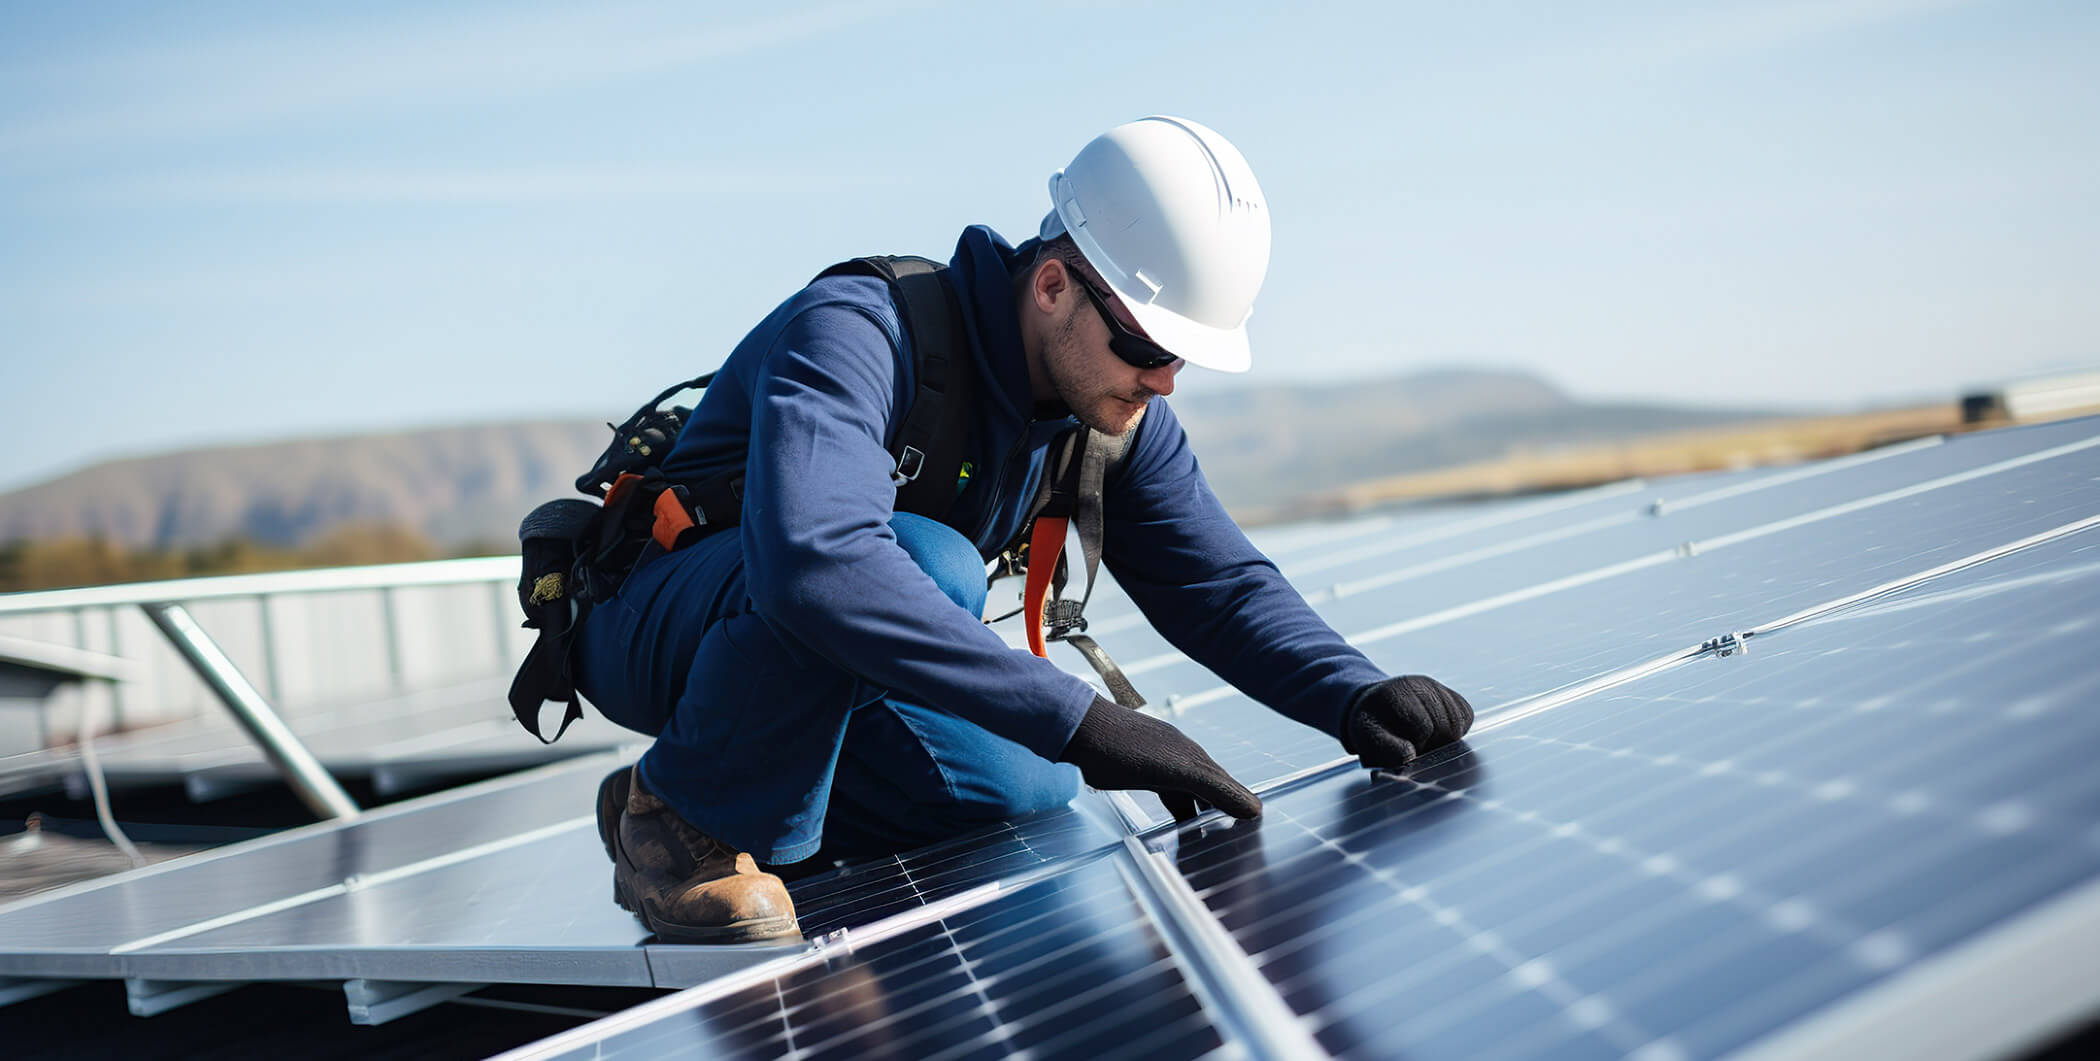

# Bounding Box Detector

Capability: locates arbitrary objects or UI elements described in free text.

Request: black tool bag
[508,498,604,742]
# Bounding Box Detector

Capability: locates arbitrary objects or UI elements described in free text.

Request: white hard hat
[1040,116,1271,373]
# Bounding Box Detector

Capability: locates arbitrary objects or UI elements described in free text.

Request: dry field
[1304,404,1986,514]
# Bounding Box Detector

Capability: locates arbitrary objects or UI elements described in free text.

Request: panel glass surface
[0,754,619,973]
[1128,428,2100,715]
[1168,527,2100,1059]
[547,859,1229,1061]
[1103,428,2100,829]
[1058,420,2100,699]
[122,820,660,986]
[1101,696,1345,830]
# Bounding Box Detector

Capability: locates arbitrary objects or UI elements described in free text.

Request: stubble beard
[1046,306,1151,437]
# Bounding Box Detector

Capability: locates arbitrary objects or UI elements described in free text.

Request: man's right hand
[1343,674,1473,770]
[1058,697,1261,822]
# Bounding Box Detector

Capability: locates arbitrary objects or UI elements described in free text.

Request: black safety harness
[508,255,1141,742]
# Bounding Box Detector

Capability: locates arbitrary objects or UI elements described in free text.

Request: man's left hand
[1343,675,1473,770]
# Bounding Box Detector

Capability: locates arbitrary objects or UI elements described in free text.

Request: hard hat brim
[1114,288,1253,374]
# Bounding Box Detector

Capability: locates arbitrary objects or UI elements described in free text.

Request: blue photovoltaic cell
[1106,696,1347,830]
[1031,479,1672,668]
[546,858,1229,1061]
[1160,696,1343,786]
[1169,525,2100,1059]
[1125,422,2100,712]
[1343,438,2100,706]
[786,804,1116,938]
[1068,420,2098,694]
[1097,421,2100,826]
[1101,423,2100,829]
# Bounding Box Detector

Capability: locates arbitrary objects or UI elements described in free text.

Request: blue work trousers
[572,513,1079,865]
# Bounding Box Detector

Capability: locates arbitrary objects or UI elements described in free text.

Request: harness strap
[1018,428,1144,706]
[888,264,973,521]
[1067,428,1120,618]
[812,256,974,522]
[1065,633,1145,709]
[1023,515,1067,658]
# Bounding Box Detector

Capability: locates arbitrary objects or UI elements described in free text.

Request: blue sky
[3,0,2094,492]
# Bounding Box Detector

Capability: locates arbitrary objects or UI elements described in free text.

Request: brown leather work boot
[612,767,800,943]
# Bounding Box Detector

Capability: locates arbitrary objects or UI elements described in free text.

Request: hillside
[0,370,1787,551]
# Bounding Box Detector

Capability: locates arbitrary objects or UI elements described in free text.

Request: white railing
[0,557,528,819]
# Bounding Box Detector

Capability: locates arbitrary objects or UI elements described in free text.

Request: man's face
[1041,265,1186,436]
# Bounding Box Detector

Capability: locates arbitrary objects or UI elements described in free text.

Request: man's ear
[1031,257,1072,315]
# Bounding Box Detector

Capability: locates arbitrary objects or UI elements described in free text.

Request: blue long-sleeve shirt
[662,225,1386,760]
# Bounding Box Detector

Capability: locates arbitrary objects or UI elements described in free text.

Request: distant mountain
[0,370,1783,550]
[0,422,611,552]
[1173,370,1781,513]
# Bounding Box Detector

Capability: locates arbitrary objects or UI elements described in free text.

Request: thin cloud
[0,0,937,159]
[1444,0,2000,87]
[1603,0,1997,67]
[63,165,912,208]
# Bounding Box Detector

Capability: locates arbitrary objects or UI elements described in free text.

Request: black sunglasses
[1070,270,1179,370]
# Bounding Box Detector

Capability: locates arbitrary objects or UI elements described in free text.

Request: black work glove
[1343,675,1473,770]
[1058,697,1262,822]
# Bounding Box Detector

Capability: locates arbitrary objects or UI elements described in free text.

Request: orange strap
[603,472,644,508]
[651,487,697,551]
[1022,516,1068,658]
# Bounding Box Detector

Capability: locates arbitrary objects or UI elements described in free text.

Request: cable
[76,691,144,869]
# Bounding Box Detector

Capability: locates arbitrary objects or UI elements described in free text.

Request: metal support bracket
[1702,631,1749,657]
[0,977,82,1008]
[344,978,479,1025]
[139,602,361,821]
[125,978,236,1017]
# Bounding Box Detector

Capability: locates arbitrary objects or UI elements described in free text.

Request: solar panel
[122,819,662,987]
[1339,436,2100,706]
[506,858,1232,1061]
[0,759,1125,997]
[1164,520,2100,1059]
[1034,478,1664,654]
[1115,424,2100,712]
[1096,424,2100,830]
[7,417,2098,1058]
[0,755,620,979]
[1062,443,1940,670]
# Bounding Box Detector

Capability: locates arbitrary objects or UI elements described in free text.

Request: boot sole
[612,862,801,943]
[637,900,802,944]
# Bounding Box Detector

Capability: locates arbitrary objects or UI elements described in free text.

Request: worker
[572,116,1473,944]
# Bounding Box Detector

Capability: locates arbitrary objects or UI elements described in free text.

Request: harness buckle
[1044,599,1088,640]
[892,445,926,486]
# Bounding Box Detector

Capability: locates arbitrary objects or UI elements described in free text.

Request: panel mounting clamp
[1702,631,1749,658]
